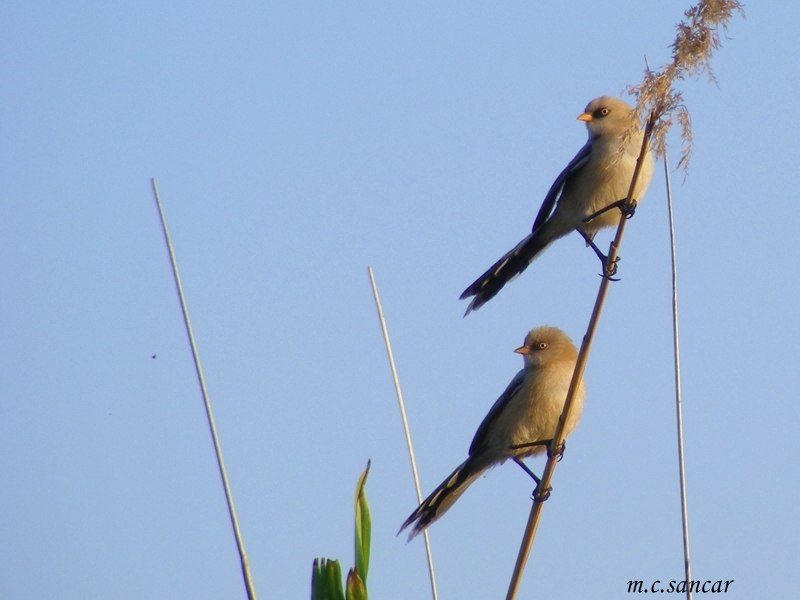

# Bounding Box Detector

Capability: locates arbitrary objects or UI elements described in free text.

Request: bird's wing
[530,140,593,234]
[468,369,527,457]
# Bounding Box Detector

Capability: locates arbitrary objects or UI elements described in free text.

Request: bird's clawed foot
[601,257,620,281]
[622,199,638,219]
[533,483,552,502]
[547,441,566,462]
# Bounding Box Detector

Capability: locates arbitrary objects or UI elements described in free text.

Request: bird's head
[514,325,578,368]
[577,96,636,140]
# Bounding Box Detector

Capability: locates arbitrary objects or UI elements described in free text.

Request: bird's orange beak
[577,112,593,122]
[514,346,531,355]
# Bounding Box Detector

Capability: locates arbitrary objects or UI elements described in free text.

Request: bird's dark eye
[537,342,547,350]
[593,107,610,118]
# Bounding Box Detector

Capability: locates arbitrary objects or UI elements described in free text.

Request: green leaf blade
[354,460,371,585]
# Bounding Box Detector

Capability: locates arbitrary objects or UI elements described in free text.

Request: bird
[400,326,586,540]
[460,96,654,315]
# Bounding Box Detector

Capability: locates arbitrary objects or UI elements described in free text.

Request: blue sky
[2,2,798,598]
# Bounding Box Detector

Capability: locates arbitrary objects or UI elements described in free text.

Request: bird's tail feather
[399,456,488,541]
[460,228,552,315]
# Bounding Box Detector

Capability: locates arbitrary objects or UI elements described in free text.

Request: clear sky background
[2,2,797,598]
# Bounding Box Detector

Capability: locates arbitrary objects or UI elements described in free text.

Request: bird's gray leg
[579,231,619,279]
[510,439,550,451]
[513,457,541,485]
[579,231,608,262]
[580,197,638,280]
[583,198,638,223]
[513,457,551,501]
[512,439,568,501]
[512,439,566,460]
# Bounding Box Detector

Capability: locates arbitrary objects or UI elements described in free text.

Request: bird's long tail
[399,456,488,541]
[460,226,554,315]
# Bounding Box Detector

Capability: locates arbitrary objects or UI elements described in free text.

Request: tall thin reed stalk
[368,267,439,600]
[151,179,258,600]
[664,155,693,600]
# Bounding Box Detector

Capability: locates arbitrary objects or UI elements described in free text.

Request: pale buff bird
[400,326,586,539]
[461,96,654,314]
